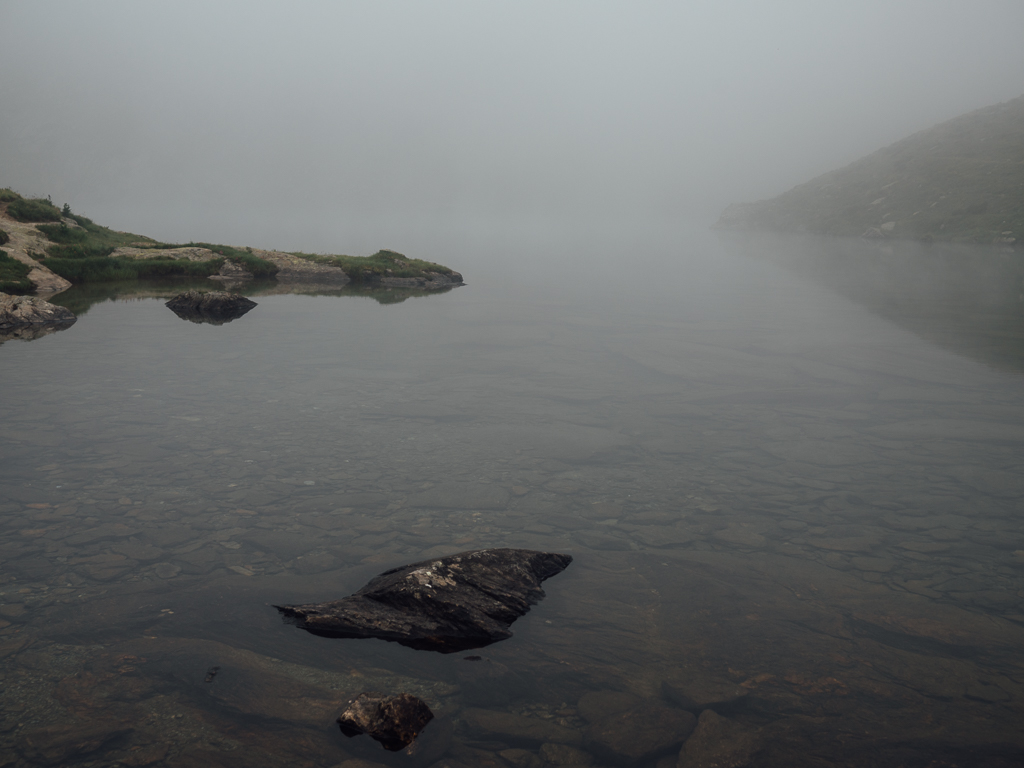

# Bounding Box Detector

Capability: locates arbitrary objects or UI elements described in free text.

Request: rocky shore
[0,293,76,342]
[0,190,464,296]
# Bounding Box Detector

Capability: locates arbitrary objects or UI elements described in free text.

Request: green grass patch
[7,196,62,223]
[0,249,33,294]
[288,249,454,281]
[37,222,89,245]
[0,188,21,203]
[44,256,226,284]
[38,217,152,253]
[0,229,8,246]
[34,220,271,282]
[160,242,279,277]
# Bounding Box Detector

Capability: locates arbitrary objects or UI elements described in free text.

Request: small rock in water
[165,290,256,325]
[275,548,572,652]
[337,692,434,751]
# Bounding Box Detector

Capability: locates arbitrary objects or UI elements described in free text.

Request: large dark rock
[165,290,256,325]
[275,548,572,652]
[338,692,434,751]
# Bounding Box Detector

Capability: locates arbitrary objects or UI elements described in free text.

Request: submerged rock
[461,707,583,748]
[662,676,749,714]
[0,293,76,340]
[275,548,572,652]
[584,702,696,766]
[338,692,434,751]
[676,710,762,768]
[165,290,257,325]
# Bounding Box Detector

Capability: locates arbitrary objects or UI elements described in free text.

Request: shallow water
[1,225,1023,767]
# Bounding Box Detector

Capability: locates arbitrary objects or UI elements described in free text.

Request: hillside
[715,94,1024,246]
[0,189,462,294]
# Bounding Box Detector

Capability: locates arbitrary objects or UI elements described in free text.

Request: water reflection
[720,231,1024,372]
[0,322,74,344]
[1,227,1023,766]
[48,277,460,317]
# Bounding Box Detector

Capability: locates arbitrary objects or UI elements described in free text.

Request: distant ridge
[715,94,1024,246]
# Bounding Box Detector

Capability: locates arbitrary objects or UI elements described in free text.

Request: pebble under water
[1,225,1023,768]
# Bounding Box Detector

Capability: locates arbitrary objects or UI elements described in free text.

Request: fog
[2,1,1024,256]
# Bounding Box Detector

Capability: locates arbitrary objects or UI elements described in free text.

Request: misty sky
[2,1,1024,254]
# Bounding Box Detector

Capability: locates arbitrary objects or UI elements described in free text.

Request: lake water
[1,224,1023,768]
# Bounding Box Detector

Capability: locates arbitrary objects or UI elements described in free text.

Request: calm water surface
[1,225,1023,767]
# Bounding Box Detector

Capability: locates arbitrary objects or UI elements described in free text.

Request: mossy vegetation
[716,93,1024,246]
[0,249,33,294]
[289,249,455,281]
[0,228,8,246]
[7,195,63,223]
[30,218,278,283]
[42,256,227,284]
[155,242,279,277]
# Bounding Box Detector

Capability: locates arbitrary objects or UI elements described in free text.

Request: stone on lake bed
[337,692,434,751]
[676,709,762,768]
[275,548,572,652]
[539,742,595,765]
[662,677,749,714]
[576,691,642,722]
[584,701,696,766]
[154,563,180,579]
[461,708,583,747]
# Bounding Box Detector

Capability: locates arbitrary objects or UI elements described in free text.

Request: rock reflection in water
[2,229,1024,766]
[0,321,74,344]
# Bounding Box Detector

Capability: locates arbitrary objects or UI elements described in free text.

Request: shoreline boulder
[0,293,76,341]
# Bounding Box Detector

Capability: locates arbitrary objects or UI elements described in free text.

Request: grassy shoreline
[0,187,460,292]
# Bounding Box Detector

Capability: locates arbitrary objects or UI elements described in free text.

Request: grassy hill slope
[715,94,1024,246]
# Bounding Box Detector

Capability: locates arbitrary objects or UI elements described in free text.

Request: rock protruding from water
[0,292,76,328]
[337,692,434,751]
[165,290,257,325]
[275,548,572,652]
